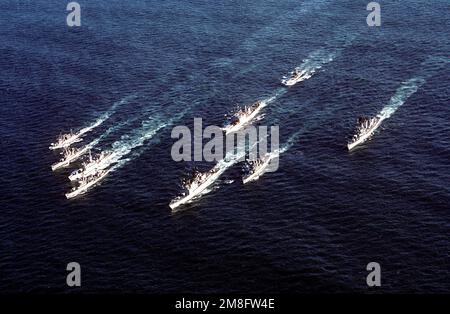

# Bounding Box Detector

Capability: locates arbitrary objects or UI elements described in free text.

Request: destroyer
[51,146,90,171]
[69,151,117,181]
[347,116,384,151]
[169,167,223,210]
[242,154,273,184]
[65,170,110,199]
[49,119,103,150]
[222,101,266,135]
[281,68,312,86]
[49,131,83,150]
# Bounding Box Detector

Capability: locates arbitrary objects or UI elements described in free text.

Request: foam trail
[379,77,425,119]
[379,55,449,119]
[106,110,188,172]
[268,88,287,102]
[279,131,301,154]
[74,120,132,160]
[91,120,131,149]
[64,115,174,197]
[297,49,336,75]
[106,118,168,171]
[255,87,287,110]
[257,88,286,110]
[283,49,336,83]
[74,95,135,139]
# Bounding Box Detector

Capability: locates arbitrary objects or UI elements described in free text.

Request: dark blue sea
[0,0,449,293]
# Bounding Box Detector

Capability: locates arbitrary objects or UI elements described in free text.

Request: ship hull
[242,157,272,184]
[347,118,384,151]
[65,171,110,199]
[169,171,223,210]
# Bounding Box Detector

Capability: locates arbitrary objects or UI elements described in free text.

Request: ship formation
[49,130,117,199]
[50,54,422,209]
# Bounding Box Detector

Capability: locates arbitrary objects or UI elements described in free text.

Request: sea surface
[0,0,449,293]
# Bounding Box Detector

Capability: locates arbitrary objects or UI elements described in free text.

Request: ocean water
[0,0,449,293]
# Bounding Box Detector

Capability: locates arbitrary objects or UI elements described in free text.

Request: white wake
[71,95,134,142]
[379,77,425,119]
